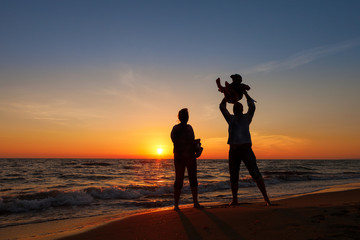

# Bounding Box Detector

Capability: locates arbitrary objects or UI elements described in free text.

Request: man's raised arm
[244,91,256,118]
[219,98,231,123]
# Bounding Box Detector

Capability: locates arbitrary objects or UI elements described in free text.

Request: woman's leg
[174,188,181,210]
[187,159,201,207]
[174,159,185,209]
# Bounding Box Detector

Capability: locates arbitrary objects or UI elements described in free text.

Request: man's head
[178,108,189,124]
[233,102,243,116]
[230,74,242,83]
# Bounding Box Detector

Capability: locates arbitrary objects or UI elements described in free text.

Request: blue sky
[1,0,360,158]
[2,1,359,68]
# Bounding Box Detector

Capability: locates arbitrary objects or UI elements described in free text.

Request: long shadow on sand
[176,206,246,240]
[200,208,245,240]
[176,210,203,240]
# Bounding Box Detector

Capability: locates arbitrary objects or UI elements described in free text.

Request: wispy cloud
[200,104,219,120]
[245,39,360,74]
[253,133,305,146]
[0,101,103,126]
[203,134,306,151]
[95,66,166,111]
[251,132,309,157]
[203,137,228,145]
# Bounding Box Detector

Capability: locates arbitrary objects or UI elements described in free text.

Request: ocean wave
[2,159,360,216]
[0,188,12,192]
[261,170,360,182]
[0,184,174,214]
[0,190,93,213]
[82,162,113,166]
[200,180,230,192]
[85,187,142,199]
[58,174,115,180]
[0,181,226,214]
[1,177,26,182]
[1,172,360,214]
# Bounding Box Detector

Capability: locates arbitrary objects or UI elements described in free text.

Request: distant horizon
[1,157,359,160]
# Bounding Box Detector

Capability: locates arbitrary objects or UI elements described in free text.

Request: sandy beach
[53,185,360,240]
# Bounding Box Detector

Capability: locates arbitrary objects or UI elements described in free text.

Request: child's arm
[240,83,251,91]
[216,78,224,92]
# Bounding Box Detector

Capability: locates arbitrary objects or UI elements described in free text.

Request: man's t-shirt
[220,100,255,145]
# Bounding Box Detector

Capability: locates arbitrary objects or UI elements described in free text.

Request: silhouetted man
[220,92,271,206]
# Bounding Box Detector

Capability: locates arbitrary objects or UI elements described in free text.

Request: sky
[1,0,360,159]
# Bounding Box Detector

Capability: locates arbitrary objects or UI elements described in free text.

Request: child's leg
[225,82,240,103]
[216,78,225,93]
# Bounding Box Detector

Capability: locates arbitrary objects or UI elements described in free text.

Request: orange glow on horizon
[1,124,359,159]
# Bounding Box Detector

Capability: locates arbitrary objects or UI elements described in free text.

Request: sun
[157,148,163,155]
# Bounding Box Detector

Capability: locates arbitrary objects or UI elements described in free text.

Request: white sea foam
[0,190,94,213]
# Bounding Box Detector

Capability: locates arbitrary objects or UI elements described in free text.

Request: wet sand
[56,185,360,240]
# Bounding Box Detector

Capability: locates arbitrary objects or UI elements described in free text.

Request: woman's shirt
[171,123,195,159]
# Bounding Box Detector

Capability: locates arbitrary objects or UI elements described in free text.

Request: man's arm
[244,92,256,120]
[219,98,231,123]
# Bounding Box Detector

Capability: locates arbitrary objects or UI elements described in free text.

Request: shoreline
[0,182,360,240]
[56,182,360,240]
[2,182,359,240]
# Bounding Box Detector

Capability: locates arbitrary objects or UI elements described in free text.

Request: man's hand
[244,91,252,101]
[244,91,256,103]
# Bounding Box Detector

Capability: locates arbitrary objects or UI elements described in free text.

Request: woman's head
[178,108,189,124]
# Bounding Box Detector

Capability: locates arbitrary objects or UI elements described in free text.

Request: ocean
[1,158,360,230]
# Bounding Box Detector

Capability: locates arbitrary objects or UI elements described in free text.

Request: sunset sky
[1,1,360,159]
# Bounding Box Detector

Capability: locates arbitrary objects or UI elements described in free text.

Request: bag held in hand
[194,139,203,158]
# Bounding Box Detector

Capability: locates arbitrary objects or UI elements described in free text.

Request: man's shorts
[229,144,262,183]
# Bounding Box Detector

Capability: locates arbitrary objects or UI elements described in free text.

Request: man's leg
[255,177,272,206]
[230,182,239,205]
[243,148,272,206]
[229,146,240,205]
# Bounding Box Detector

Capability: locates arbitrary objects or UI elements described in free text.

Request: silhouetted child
[216,74,250,103]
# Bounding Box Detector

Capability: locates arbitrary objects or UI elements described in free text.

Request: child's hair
[230,74,242,82]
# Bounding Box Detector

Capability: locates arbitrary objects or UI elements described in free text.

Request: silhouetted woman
[171,108,201,210]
